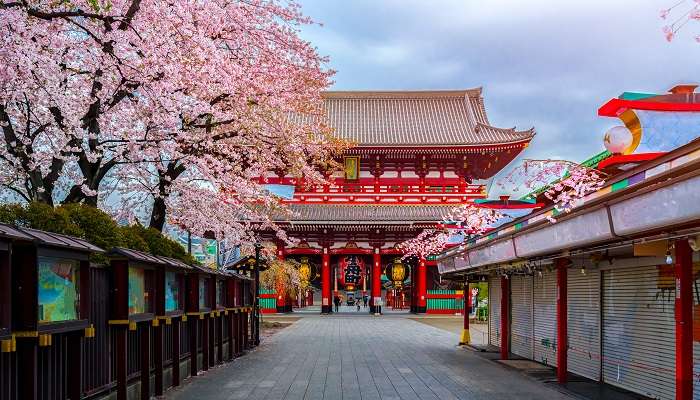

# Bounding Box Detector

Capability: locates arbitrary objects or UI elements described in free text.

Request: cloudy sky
[297,0,700,171]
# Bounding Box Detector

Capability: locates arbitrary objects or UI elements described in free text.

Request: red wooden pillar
[675,239,693,400]
[556,258,568,384]
[172,318,181,386]
[460,280,470,345]
[371,249,382,314]
[500,275,510,360]
[322,250,331,314]
[416,258,427,313]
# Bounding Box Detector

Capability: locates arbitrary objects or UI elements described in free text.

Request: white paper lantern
[603,125,633,154]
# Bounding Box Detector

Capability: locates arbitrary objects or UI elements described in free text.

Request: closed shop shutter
[511,275,534,359]
[489,275,501,347]
[602,264,675,400]
[533,270,557,367]
[692,261,700,400]
[567,269,601,381]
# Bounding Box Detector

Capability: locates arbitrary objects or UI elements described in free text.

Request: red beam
[598,98,700,117]
[556,258,568,384]
[675,239,693,400]
[500,276,510,360]
[330,247,373,255]
[284,248,323,255]
[596,152,666,170]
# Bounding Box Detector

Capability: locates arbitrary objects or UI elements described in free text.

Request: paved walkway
[164,314,572,400]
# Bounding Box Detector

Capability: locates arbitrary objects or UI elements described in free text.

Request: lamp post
[254,243,261,346]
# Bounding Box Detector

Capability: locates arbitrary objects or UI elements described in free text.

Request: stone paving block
[163,314,574,400]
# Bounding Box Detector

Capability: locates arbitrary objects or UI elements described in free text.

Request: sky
[297,0,700,177]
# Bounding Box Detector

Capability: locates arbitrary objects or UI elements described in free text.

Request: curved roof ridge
[322,88,482,99]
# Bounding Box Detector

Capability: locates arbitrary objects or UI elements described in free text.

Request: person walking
[333,295,340,313]
[356,300,361,312]
[363,295,368,308]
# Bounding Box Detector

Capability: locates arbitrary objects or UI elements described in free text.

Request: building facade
[263,89,535,313]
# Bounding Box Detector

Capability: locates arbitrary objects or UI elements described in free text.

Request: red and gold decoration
[298,256,318,287]
[337,255,365,291]
[384,258,409,288]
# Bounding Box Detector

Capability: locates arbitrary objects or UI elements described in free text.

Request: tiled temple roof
[283,204,452,224]
[318,89,535,146]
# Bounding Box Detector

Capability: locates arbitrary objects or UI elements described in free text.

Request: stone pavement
[164,314,573,400]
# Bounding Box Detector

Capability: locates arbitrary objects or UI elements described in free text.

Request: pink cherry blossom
[0,0,347,248]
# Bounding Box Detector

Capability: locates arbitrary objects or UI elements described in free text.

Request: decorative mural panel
[37,257,79,323]
[165,271,180,312]
[128,266,146,314]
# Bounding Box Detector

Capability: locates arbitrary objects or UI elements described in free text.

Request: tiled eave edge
[437,139,700,263]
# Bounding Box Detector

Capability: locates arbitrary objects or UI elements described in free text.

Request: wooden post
[140,323,150,400]
[216,314,223,364]
[16,339,37,400]
[67,332,83,400]
[233,312,240,356]
[556,258,568,384]
[243,312,249,349]
[172,318,181,387]
[201,315,209,371]
[675,239,693,400]
[227,313,234,360]
[189,318,198,377]
[500,275,510,360]
[115,326,127,400]
[154,321,163,396]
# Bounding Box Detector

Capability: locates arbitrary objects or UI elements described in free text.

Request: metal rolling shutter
[693,266,700,400]
[567,270,601,381]
[602,264,675,400]
[511,275,534,359]
[489,275,501,347]
[533,270,557,367]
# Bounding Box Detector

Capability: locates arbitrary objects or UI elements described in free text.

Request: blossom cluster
[660,0,700,42]
[0,0,346,247]
[399,204,504,258]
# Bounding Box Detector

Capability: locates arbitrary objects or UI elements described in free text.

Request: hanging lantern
[338,255,365,289]
[297,256,317,286]
[384,258,409,288]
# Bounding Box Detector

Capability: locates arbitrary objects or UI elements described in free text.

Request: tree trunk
[149,196,167,232]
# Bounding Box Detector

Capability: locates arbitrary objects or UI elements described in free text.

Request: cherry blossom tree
[660,1,700,42]
[498,159,606,222]
[399,204,503,258]
[1,0,346,244]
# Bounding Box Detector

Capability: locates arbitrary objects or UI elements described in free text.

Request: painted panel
[38,257,79,323]
[128,266,145,314]
[164,271,180,312]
